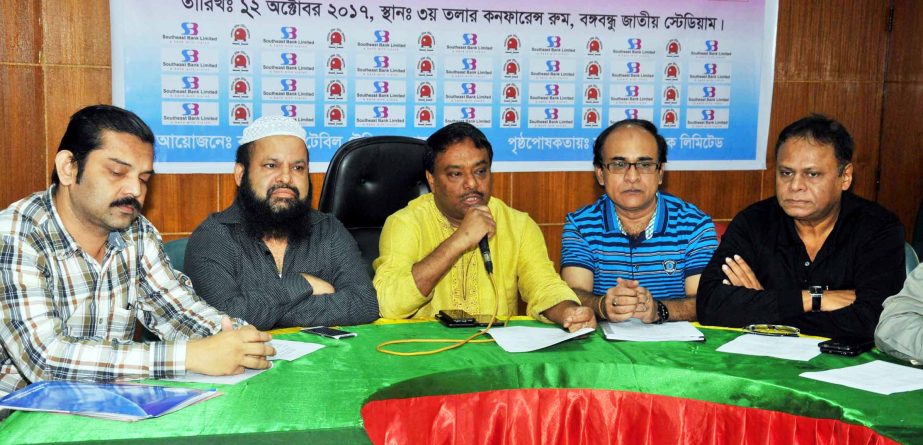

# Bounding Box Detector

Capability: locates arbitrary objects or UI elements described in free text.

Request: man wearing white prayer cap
[185,115,379,329]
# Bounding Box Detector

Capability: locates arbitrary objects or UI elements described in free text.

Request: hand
[600,278,646,322]
[721,255,763,290]
[822,290,857,311]
[561,305,597,333]
[301,273,335,295]
[451,205,496,251]
[186,317,275,376]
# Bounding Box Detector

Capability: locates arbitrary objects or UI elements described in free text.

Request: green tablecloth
[0,321,920,444]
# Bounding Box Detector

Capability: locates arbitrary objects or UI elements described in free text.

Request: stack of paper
[600,319,705,342]
[0,381,220,421]
[800,360,923,395]
[716,334,822,361]
[488,326,595,352]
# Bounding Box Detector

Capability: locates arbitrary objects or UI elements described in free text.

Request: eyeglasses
[602,160,660,174]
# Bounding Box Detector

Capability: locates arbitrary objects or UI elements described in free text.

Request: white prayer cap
[239,115,306,145]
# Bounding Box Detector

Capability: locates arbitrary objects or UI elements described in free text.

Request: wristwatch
[809,285,823,312]
[654,300,669,324]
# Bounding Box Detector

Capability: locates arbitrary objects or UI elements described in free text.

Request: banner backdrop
[111,0,778,173]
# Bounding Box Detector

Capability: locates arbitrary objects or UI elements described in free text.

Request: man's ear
[425,170,435,190]
[839,163,853,191]
[54,151,78,186]
[234,163,245,186]
[594,165,605,187]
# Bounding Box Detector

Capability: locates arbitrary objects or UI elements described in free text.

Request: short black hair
[52,104,155,185]
[592,119,667,167]
[235,141,255,168]
[424,122,493,173]
[775,114,854,174]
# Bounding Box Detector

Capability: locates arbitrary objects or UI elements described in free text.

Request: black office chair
[318,136,430,274]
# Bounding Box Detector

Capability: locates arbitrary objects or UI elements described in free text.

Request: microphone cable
[376,241,508,357]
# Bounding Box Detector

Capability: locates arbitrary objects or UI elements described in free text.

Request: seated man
[697,115,905,337]
[875,263,923,363]
[185,116,379,330]
[562,119,717,324]
[373,122,594,331]
[0,105,274,397]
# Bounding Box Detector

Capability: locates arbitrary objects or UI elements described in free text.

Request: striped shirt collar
[602,191,667,240]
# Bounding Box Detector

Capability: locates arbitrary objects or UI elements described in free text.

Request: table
[0,321,920,444]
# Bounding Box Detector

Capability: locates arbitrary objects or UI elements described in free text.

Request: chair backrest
[163,237,189,274]
[318,136,430,272]
[907,242,920,276]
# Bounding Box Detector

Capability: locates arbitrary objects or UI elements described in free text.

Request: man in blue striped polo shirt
[562,119,718,324]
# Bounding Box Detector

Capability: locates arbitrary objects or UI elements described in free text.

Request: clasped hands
[597,278,658,324]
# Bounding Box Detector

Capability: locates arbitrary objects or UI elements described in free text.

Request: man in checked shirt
[0,105,275,397]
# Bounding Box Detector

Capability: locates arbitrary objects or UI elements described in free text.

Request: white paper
[488,326,595,353]
[267,340,324,361]
[716,333,822,361]
[800,360,923,395]
[600,319,705,342]
[164,340,324,385]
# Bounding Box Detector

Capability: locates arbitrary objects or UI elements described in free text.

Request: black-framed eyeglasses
[602,160,660,174]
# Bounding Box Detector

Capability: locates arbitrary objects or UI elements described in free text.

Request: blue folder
[0,381,220,421]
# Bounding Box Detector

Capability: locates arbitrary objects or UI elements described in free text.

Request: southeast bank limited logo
[418,32,435,50]
[545,83,560,96]
[181,76,200,90]
[326,79,345,99]
[328,28,345,47]
[280,104,298,117]
[372,106,390,119]
[704,63,718,75]
[461,82,477,95]
[231,51,250,72]
[501,107,519,127]
[181,22,199,36]
[460,107,477,119]
[231,25,250,44]
[181,49,199,63]
[544,107,560,120]
[627,38,642,50]
[231,77,251,98]
[705,40,719,52]
[373,55,390,69]
[462,33,478,46]
[281,26,298,40]
[280,52,299,66]
[280,78,298,91]
[373,80,390,94]
[461,58,477,71]
[701,109,716,121]
[374,30,391,43]
[182,103,200,116]
[547,35,562,48]
[545,59,561,72]
[624,108,640,119]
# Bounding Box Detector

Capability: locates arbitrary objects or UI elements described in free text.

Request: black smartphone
[818,336,874,356]
[436,309,477,327]
[301,326,357,339]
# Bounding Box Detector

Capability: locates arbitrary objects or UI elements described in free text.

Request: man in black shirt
[185,116,379,330]
[697,115,905,337]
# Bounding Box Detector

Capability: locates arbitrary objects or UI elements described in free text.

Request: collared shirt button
[804,261,810,267]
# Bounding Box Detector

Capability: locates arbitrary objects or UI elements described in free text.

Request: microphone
[478,236,493,274]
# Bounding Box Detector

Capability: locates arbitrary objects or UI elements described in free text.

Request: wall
[1,0,920,269]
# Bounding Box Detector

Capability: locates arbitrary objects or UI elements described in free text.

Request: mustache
[267,184,300,199]
[110,197,142,211]
[462,192,484,199]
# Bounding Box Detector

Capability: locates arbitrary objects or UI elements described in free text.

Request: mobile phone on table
[436,309,477,327]
[818,336,874,356]
[301,326,357,339]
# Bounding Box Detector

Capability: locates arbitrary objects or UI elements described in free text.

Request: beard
[236,170,313,242]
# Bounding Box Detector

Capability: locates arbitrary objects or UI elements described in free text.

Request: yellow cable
[376,270,507,356]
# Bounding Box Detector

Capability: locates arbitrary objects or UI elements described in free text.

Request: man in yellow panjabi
[373,122,595,332]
